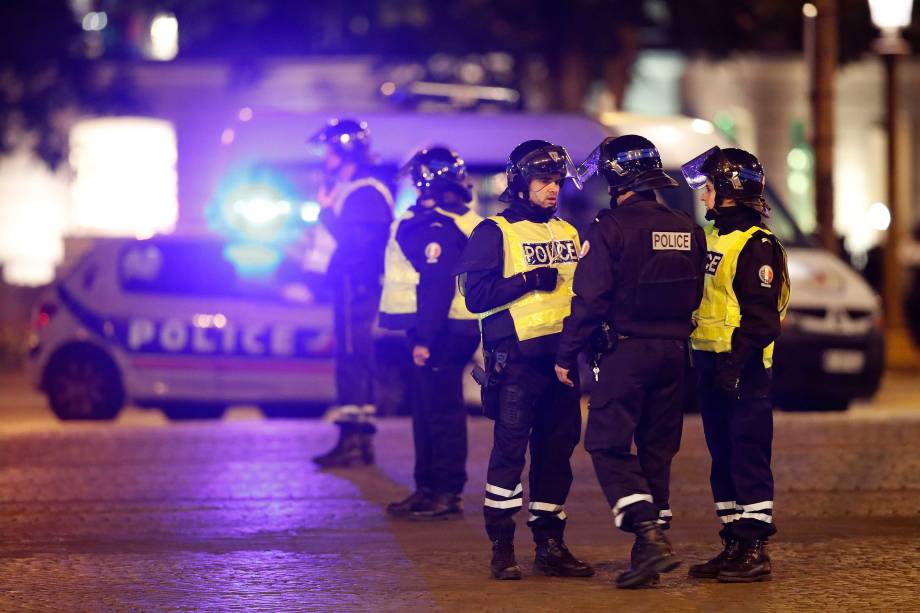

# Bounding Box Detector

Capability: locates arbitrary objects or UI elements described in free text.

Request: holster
[471,348,508,420]
[588,321,618,372]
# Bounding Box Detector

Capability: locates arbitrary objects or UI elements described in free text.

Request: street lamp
[868,0,913,342]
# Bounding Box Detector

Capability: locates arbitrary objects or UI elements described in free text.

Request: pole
[882,52,906,330]
[812,0,838,254]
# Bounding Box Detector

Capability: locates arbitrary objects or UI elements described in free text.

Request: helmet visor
[575,144,603,185]
[518,145,582,190]
[578,143,663,184]
[680,146,723,190]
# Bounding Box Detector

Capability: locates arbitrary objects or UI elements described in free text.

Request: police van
[27,236,337,420]
[28,111,883,419]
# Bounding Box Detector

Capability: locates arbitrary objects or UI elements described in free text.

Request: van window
[117,240,310,302]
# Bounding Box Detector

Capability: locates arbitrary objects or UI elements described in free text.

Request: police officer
[456,140,593,580]
[380,147,482,520]
[308,119,394,468]
[554,135,706,589]
[680,147,790,583]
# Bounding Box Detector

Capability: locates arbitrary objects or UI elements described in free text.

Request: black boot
[616,521,680,589]
[386,489,433,518]
[409,492,463,521]
[490,540,522,580]
[358,424,375,465]
[312,424,366,468]
[533,539,595,578]
[688,537,740,579]
[628,538,660,587]
[718,538,771,583]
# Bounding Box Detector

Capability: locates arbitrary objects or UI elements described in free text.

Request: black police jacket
[395,199,480,346]
[556,192,707,370]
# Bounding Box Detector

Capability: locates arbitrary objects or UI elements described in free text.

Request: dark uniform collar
[410,197,470,216]
[503,197,557,223]
[713,206,764,234]
[611,191,656,208]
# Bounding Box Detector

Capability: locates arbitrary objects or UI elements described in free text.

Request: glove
[714,352,741,399]
[522,266,558,292]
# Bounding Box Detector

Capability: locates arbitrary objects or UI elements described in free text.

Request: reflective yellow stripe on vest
[691,225,791,368]
[482,216,580,341]
[305,177,394,274]
[379,211,418,318]
[379,206,483,322]
[436,207,482,320]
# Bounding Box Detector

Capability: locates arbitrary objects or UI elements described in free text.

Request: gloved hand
[522,266,558,292]
[714,352,741,399]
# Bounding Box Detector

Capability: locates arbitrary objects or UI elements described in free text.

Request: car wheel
[45,346,124,420]
[161,403,226,421]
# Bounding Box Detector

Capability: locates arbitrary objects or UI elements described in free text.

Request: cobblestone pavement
[0,373,918,611]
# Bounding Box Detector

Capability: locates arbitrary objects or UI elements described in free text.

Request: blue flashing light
[223,242,283,278]
[208,166,304,244]
[300,201,321,223]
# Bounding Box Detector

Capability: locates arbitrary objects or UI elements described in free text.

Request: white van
[27,111,883,419]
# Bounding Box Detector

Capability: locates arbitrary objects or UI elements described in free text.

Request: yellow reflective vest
[691,225,791,368]
[304,177,394,274]
[379,206,482,328]
[481,216,580,342]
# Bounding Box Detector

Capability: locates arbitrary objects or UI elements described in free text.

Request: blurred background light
[238,107,254,122]
[69,117,178,240]
[868,0,914,31]
[867,201,892,231]
[222,243,282,278]
[149,12,179,61]
[0,152,69,285]
[81,11,107,32]
[802,3,818,18]
[691,118,714,135]
[300,201,321,223]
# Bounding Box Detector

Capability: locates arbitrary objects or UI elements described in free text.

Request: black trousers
[332,277,380,416]
[483,351,582,542]
[586,338,686,533]
[411,332,479,495]
[695,350,776,540]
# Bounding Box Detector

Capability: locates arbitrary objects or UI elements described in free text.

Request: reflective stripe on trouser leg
[657,507,673,528]
[739,500,773,524]
[612,493,654,529]
[484,482,524,510]
[715,500,741,524]
[527,501,568,524]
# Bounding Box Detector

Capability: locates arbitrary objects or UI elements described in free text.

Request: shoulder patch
[425,242,442,264]
[759,264,774,287]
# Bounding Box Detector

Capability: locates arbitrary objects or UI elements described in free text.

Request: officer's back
[598,193,705,340]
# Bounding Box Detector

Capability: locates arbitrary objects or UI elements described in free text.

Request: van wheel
[45,347,124,420]
[161,403,226,421]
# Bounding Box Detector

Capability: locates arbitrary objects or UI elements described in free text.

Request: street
[0,371,918,611]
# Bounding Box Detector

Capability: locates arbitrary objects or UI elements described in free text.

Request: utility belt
[471,347,510,420]
[588,322,693,381]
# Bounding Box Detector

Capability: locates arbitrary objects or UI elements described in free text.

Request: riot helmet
[307,118,371,162]
[499,140,581,203]
[681,146,769,216]
[577,135,678,194]
[400,146,472,203]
